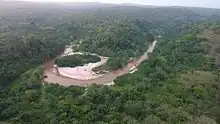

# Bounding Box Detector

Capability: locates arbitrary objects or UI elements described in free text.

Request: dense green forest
[1,22,220,124]
[74,19,153,70]
[1,1,220,123]
[55,54,101,67]
[1,1,220,83]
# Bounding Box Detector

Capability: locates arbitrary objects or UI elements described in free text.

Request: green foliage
[106,57,128,70]
[75,19,151,70]
[1,1,220,124]
[2,29,220,123]
[55,54,101,67]
[0,27,66,86]
[1,1,220,84]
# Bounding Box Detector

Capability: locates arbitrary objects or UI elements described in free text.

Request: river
[43,40,157,87]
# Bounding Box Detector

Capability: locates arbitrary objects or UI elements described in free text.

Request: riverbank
[43,40,157,86]
[50,45,109,80]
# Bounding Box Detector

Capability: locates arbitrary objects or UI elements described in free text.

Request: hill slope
[0,1,220,123]
[1,22,220,124]
[1,1,220,85]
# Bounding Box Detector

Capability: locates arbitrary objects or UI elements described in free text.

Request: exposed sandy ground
[57,48,109,80]
[43,40,157,86]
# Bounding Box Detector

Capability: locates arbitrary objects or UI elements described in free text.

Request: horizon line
[7,0,220,9]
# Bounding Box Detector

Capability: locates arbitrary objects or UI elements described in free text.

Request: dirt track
[43,40,157,87]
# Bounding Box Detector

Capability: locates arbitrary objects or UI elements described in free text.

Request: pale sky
[18,0,220,8]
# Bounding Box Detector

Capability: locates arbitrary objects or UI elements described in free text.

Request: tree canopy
[1,1,220,124]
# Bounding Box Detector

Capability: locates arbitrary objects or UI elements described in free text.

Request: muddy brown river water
[43,41,157,87]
